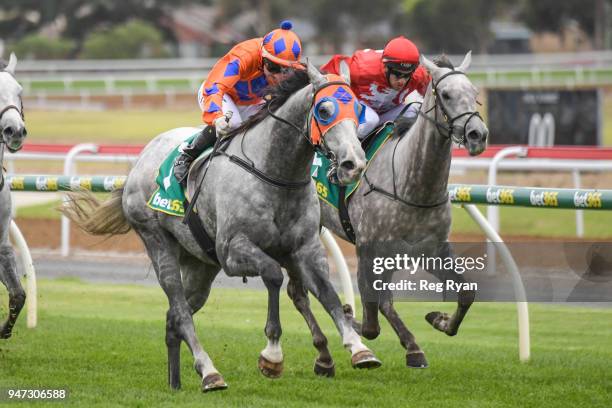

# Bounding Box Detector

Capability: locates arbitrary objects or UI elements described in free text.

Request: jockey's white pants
[357,97,423,139]
[197,83,263,129]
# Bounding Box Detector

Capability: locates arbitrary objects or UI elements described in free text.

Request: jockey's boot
[174,125,217,188]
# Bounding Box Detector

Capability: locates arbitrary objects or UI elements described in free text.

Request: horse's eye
[441,91,451,100]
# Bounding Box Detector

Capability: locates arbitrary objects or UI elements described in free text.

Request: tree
[0,0,208,57]
[12,34,75,59]
[80,20,169,59]
[403,0,510,54]
[519,0,611,49]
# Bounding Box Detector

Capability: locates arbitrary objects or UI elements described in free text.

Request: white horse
[0,53,28,338]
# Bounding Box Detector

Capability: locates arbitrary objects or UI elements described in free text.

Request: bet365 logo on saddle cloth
[147,132,199,217]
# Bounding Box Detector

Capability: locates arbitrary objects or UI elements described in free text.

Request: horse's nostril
[340,160,356,171]
[22,128,27,138]
[3,127,14,138]
[467,130,480,141]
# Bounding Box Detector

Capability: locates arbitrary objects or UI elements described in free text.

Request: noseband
[419,70,481,145]
[0,102,25,123]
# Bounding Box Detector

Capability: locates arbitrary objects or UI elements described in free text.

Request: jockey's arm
[200,55,248,125]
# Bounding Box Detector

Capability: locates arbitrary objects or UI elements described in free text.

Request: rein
[267,80,350,163]
[230,79,351,189]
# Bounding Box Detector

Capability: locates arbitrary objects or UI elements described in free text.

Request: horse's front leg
[225,234,284,378]
[424,242,475,336]
[290,239,381,370]
[0,244,25,339]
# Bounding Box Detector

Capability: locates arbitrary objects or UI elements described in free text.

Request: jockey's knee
[357,106,380,139]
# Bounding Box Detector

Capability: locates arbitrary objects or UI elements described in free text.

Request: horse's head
[420,52,488,156]
[305,61,365,185]
[0,53,27,152]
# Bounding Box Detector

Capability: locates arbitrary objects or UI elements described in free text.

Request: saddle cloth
[146,132,213,217]
[311,122,395,210]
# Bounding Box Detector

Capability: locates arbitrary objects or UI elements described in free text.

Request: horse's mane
[227,69,310,137]
[433,54,454,70]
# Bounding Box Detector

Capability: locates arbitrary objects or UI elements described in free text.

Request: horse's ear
[339,60,351,86]
[420,54,438,76]
[305,58,326,88]
[457,51,472,72]
[6,52,17,75]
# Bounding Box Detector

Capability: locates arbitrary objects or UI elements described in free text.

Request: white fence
[16,50,612,97]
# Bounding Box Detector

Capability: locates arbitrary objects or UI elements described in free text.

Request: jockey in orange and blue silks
[321,36,431,138]
[173,20,304,186]
[197,20,304,134]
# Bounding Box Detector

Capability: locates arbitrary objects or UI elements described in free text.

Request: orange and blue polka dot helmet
[261,20,303,68]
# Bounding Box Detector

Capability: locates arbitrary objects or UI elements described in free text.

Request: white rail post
[487,146,528,275]
[320,227,355,313]
[9,221,36,328]
[463,204,530,362]
[61,144,98,257]
[572,170,584,238]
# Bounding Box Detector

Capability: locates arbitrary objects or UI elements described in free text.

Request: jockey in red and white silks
[321,36,431,138]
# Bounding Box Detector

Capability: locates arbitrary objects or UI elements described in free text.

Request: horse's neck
[241,86,314,182]
[396,85,452,204]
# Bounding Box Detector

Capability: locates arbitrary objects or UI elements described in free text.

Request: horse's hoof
[406,350,428,368]
[351,350,382,369]
[258,355,283,378]
[202,373,228,393]
[342,304,354,317]
[0,325,12,339]
[313,359,335,377]
[425,311,454,335]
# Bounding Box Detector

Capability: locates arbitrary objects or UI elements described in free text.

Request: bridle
[361,69,483,209]
[267,79,353,181]
[418,69,481,145]
[0,70,26,189]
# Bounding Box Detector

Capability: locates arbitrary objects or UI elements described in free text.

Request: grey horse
[0,53,28,339]
[62,62,381,393]
[319,52,489,368]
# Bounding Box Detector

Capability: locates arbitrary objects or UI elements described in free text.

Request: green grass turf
[450,204,612,239]
[25,110,201,144]
[0,279,610,407]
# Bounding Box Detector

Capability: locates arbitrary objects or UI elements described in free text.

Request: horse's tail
[59,187,131,236]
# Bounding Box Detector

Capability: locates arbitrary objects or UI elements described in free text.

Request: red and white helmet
[382,36,420,73]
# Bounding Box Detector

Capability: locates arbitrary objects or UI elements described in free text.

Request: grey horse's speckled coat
[320,53,489,367]
[64,62,381,392]
[0,53,27,339]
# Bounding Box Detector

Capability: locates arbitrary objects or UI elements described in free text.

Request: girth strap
[183,199,220,265]
[337,186,356,244]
